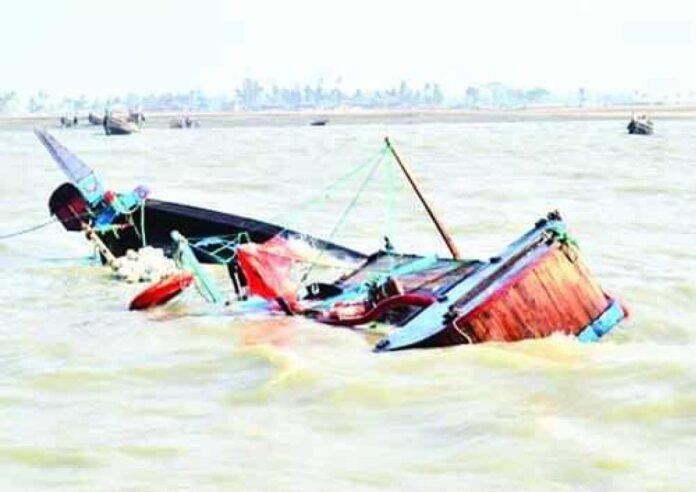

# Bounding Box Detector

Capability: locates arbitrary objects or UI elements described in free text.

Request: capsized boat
[136,138,627,351]
[36,129,366,267]
[34,128,627,351]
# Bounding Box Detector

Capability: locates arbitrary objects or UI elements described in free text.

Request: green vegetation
[0,80,647,114]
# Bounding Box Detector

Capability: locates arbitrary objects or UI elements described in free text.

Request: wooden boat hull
[99,198,364,263]
[374,213,626,351]
[47,182,366,266]
[37,129,366,267]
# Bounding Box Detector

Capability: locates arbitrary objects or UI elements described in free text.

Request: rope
[324,151,387,244]
[167,147,389,266]
[547,224,579,248]
[139,202,147,247]
[269,147,389,233]
[299,148,388,284]
[173,147,391,272]
[186,234,361,272]
[0,217,60,240]
[187,236,246,265]
[384,147,398,272]
[141,144,406,302]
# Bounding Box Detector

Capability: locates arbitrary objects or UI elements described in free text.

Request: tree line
[0,80,646,114]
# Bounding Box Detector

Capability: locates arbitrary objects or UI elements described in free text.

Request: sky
[2,0,695,97]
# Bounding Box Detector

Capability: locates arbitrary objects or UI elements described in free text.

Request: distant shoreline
[2,104,694,128]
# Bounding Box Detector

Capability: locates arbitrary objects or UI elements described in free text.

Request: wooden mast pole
[384,137,461,260]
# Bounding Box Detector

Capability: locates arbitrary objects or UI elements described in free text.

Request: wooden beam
[384,137,461,260]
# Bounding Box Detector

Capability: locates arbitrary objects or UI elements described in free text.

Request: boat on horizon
[87,112,104,126]
[169,116,200,129]
[59,116,78,128]
[103,114,140,135]
[102,107,145,135]
[627,114,653,135]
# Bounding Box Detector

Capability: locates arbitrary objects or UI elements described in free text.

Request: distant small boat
[88,113,104,126]
[627,115,653,135]
[101,105,143,135]
[128,111,145,125]
[169,116,200,129]
[310,119,328,126]
[104,115,140,135]
[59,116,78,128]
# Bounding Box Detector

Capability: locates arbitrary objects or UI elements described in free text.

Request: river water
[1,117,695,491]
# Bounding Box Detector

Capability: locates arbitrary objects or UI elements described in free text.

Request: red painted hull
[420,243,610,347]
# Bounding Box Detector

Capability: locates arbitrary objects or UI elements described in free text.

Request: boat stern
[374,212,627,352]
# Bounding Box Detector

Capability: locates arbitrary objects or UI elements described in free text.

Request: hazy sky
[2,0,695,96]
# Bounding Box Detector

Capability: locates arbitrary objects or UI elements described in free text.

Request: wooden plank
[549,249,605,322]
[385,137,461,260]
[508,283,548,338]
[528,269,567,333]
[447,241,614,343]
[534,258,583,329]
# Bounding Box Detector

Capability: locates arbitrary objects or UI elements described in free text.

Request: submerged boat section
[229,211,626,351]
[373,212,627,351]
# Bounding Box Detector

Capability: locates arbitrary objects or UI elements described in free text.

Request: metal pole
[384,137,461,260]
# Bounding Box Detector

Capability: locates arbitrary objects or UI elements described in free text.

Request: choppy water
[1,117,695,491]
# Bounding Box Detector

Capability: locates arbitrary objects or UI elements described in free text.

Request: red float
[129,272,194,311]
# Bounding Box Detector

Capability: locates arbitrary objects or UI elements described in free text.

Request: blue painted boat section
[75,174,106,206]
[35,129,106,205]
[388,255,440,277]
[94,208,118,227]
[577,299,625,342]
[236,296,275,313]
[374,219,564,351]
[115,186,149,213]
[172,231,226,304]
